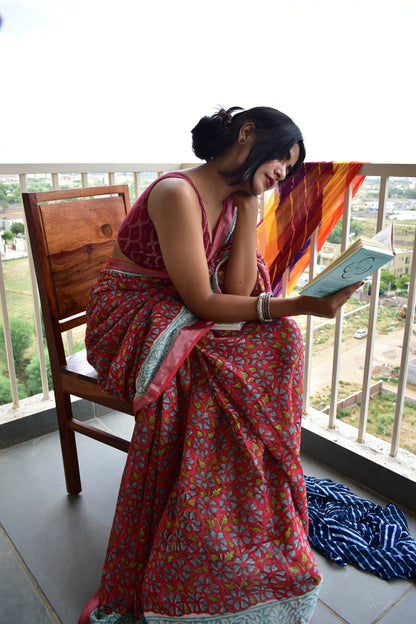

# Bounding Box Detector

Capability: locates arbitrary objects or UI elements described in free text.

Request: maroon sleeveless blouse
[117,173,214,272]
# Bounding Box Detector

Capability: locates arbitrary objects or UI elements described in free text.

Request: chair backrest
[23,185,131,365]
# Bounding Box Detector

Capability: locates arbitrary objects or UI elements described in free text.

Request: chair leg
[55,391,82,495]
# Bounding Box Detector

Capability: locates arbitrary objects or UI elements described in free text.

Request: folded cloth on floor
[305,476,416,580]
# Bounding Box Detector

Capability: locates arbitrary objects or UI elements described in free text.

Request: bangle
[262,291,273,321]
[256,293,265,321]
[256,292,273,322]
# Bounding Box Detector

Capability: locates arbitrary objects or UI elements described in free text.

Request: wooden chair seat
[23,185,134,494]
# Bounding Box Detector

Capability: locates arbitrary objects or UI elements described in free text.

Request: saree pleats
[87,277,321,621]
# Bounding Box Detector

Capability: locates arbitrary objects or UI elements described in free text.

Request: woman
[80,106,361,624]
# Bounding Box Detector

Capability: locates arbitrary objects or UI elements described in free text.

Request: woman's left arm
[223,192,259,296]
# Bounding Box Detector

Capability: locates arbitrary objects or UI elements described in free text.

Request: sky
[0,0,415,165]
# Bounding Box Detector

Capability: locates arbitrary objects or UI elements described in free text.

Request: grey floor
[1,411,416,624]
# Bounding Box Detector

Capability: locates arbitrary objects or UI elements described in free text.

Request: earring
[240,138,246,144]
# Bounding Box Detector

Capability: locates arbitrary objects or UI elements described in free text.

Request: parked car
[354,328,368,339]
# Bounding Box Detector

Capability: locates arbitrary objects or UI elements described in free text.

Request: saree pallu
[83,240,322,623]
[256,161,365,295]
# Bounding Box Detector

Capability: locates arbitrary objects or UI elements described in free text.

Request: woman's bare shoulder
[148,175,199,217]
[151,175,196,200]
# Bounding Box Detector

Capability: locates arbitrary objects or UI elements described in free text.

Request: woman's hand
[299,281,364,318]
[228,191,259,213]
[269,282,363,320]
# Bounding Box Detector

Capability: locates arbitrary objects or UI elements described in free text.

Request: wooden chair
[22,185,134,495]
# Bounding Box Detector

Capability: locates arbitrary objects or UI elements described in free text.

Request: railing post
[51,172,59,190]
[303,228,319,413]
[134,172,141,201]
[19,174,50,400]
[258,193,265,221]
[328,183,353,428]
[391,228,416,456]
[0,259,19,408]
[357,174,389,443]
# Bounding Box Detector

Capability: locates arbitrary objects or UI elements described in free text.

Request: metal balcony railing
[0,162,415,478]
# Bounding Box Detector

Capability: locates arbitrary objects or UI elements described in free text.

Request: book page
[371,222,394,252]
[212,321,245,331]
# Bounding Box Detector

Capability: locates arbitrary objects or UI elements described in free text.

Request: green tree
[27,179,51,192]
[327,219,364,244]
[25,352,53,396]
[1,230,13,242]
[0,183,22,204]
[0,187,8,204]
[350,219,364,238]
[397,274,411,291]
[0,375,26,404]
[380,271,397,291]
[0,375,13,404]
[10,222,24,236]
[327,221,343,244]
[0,319,34,379]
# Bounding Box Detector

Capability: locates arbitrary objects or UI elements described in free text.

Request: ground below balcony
[305,318,416,455]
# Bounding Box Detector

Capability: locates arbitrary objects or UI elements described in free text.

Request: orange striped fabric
[256,162,365,295]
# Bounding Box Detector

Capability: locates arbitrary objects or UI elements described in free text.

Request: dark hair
[191,106,305,188]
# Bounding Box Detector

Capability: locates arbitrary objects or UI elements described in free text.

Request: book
[300,223,395,297]
[211,321,245,331]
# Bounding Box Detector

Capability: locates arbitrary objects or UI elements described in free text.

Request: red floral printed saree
[81,193,322,624]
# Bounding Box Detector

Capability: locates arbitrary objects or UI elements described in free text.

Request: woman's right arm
[147,177,260,322]
[147,179,362,322]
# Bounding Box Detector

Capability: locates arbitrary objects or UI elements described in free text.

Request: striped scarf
[306,476,416,580]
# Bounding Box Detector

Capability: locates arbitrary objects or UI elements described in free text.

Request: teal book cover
[300,242,394,297]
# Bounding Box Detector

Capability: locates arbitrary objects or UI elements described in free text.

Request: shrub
[25,352,53,397]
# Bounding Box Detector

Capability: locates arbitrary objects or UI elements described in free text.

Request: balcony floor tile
[0,411,415,624]
[0,525,59,623]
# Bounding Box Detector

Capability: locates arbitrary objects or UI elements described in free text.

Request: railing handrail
[2,162,416,176]
[358,163,416,176]
[0,162,197,175]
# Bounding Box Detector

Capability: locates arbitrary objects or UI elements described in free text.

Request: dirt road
[308,324,416,397]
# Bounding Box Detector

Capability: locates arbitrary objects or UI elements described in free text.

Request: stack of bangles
[256,291,273,322]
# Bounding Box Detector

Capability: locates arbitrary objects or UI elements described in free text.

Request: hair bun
[214,108,234,126]
[191,107,241,160]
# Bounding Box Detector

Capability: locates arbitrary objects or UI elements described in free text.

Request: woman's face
[249,142,301,195]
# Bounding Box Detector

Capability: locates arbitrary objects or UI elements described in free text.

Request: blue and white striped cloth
[305,476,416,580]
